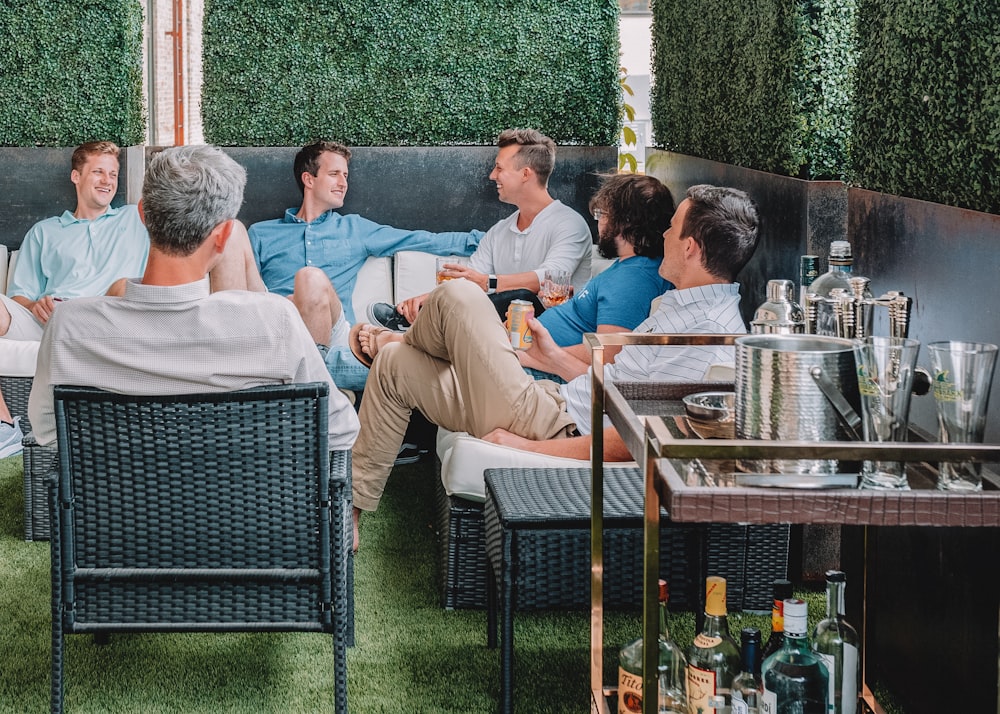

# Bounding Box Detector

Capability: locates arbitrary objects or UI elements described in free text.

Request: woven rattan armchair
[49,383,351,713]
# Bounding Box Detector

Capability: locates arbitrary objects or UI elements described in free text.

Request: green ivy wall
[0,1,144,147]
[202,0,621,147]
[852,0,999,214]
[650,0,855,180]
[651,0,998,214]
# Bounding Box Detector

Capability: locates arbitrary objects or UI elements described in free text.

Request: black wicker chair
[49,383,351,713]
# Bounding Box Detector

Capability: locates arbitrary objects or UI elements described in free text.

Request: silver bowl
[682,391,735,422]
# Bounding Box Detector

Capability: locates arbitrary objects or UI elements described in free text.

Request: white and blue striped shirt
[560,283,746,433]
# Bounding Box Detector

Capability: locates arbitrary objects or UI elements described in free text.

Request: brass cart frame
[585,332,1000,714]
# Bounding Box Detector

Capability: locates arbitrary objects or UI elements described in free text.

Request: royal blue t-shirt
[539,255,673,347]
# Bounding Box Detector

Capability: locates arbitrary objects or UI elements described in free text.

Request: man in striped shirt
[350,184,758,548]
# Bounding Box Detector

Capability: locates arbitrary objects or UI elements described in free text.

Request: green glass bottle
[761,599,830,714]
[617,579,687,713]
[812,571,860,714]
[732,627,763,714]
[686,576,740,714]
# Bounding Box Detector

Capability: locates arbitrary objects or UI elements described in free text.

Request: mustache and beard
[597,227,621,260]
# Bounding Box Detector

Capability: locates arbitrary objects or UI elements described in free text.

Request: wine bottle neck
[659,600,671,640]
[826,580,847,617]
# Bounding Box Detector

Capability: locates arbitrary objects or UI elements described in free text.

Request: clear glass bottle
[686,576,740,714]
[806,241,854,336]
[732,627,763,714]
[761,599,830,714]
[762,579,793,660]
[618,579,687,713]
[812,571,860,714]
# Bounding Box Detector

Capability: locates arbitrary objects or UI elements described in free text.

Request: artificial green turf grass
[0,455,902,713]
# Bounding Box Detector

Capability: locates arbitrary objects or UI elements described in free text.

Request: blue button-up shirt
[248,208,483,323]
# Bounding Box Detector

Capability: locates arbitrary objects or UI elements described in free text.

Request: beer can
[506,299,534,350]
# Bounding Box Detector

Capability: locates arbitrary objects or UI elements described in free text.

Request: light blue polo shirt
[9,204,149,300]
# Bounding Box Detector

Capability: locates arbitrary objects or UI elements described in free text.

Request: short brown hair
[682,184,760,281]
[294,141,352,194]
[497,129,556,185]
[71,141,120,172]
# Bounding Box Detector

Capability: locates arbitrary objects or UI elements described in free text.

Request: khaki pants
[352,279,578,512]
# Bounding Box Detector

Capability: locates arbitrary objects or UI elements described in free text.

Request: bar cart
[585,333,1000,714]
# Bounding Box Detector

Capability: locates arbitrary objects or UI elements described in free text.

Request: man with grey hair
[28,145,359,449]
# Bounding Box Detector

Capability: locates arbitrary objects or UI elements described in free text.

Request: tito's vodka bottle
[812,571,859,714]
[686,576,740,714]
[618,579,687,713]
[761,599,830,714]
[731,627,763,714]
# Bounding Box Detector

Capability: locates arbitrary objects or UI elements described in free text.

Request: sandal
[349,323,391,368]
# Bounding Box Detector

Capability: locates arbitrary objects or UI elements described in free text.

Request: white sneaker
[0,417,24,458]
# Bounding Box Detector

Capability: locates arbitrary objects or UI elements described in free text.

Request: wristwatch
[487,274,498,294]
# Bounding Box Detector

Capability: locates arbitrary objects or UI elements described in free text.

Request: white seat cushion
[0,339,39,377]
[351,256,393,317]
[436,427,635,502]
[394,250,461,303]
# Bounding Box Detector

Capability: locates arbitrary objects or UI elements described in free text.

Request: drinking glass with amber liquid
[539,269,572,308]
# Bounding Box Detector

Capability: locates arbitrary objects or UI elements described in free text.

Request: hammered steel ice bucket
[735,334,861,474]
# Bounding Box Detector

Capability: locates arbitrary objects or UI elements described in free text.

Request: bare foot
[358,324,403,360]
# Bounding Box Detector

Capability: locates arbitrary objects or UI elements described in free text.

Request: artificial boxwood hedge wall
[202,0,620,147]
[0,1,144,147]
[650,0,856,180]
[651,0,998,215]
[852,0,999,215]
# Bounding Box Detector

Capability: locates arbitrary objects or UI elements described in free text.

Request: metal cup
[853,337,921,489]
[927,341,998,491]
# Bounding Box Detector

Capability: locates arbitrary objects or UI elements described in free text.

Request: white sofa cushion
[0,338,39,377]
[394,250,461,303]
[352,256,393,318]
[436,427,635,502]
[395,244,612,306]
[0,250,39,376]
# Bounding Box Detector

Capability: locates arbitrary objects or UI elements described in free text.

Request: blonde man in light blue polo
[0,141,149,341]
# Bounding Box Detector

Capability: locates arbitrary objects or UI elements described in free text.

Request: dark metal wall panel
[0,148,130,250]
[849,188,1000,442]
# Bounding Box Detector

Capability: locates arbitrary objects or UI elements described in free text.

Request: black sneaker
[394,442,428,466]
[367,302,411,332]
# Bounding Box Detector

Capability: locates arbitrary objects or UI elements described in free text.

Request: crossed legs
[351,280,577,545]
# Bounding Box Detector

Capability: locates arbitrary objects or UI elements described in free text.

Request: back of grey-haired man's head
[142,145,247,257]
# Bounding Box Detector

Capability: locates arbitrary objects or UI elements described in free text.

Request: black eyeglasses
[592,209,605,220]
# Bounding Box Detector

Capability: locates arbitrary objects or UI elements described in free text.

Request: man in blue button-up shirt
[248,141,483,391]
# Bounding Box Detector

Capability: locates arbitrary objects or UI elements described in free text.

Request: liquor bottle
[806,241,854,336]
[799,255,819,308]
[762,579,794,659]
[760,599,830,714]
[812,571,860,714]
[618,579,687,714]
[686,576,740,714]
[731,627,763,714]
